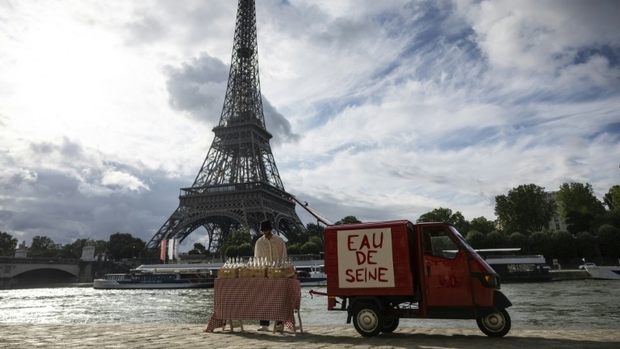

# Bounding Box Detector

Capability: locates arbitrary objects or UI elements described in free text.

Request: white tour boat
[584,265,620,280]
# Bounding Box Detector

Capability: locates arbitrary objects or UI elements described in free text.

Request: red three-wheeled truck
[314,219,512,337]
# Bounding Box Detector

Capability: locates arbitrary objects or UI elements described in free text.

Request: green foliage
[603,185,620,211]
[483,231,508,248]
[528,231,552,256]
[308,236,324,250]
[220,230,252,256]
[548,231,576,259]
[300,241,321,255]
[29,236,58,258]
[237,243,254,257]
[224,243,253,258]
[57,239,91,259]
[306,223,325,245]
[335,216,362,225]
[224,245,239,258]
[575,232,598,259]
[508,232,528,252]
[418,207,470,234]
[470,217,496,235]
[188,243,207,255]
[287,243,301,255]
[0,232,18,256]
[93,240,108,258]
[556,182,606,234]
[495,184,555,234]
[465,230,485,249]
[596,208,620,229]
[597,224,620,258]
[108,232,145,260]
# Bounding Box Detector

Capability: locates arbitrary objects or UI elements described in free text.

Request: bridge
[0,257,93,289]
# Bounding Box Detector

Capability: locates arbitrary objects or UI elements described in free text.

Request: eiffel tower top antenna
[143,0,304,256]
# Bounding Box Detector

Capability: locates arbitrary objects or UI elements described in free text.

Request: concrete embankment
[549,269,591,281]
[0,323,618,349]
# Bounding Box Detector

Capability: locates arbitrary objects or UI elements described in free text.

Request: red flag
[160,240,167,261]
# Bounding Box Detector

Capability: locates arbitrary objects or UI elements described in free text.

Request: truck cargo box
[325,220,416,297]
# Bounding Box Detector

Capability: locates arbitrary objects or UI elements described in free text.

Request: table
[204,278,301,333]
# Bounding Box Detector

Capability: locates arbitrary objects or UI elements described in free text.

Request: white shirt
[254,234,287,263]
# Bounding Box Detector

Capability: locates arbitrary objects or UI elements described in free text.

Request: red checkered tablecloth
[204,278,301,332]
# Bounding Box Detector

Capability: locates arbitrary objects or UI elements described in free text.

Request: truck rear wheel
[381,316,399,333]
[476,308,511,337]
[352,302,384,337]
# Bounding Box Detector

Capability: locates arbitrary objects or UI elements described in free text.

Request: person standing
[254,219,287,331]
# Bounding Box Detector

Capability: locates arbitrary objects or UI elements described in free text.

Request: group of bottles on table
[222,256,293,269]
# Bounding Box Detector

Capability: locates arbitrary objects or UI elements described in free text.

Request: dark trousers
[260,320,282,326]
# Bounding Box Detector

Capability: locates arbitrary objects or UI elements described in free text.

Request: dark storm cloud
[263,97,301,146]
[0,138,188,246]
[164,53,300,146]
[164,53,229,125]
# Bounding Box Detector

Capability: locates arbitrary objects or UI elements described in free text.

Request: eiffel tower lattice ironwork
[144,0,304,255]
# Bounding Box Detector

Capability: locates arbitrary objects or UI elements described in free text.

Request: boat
[584,265,620,280]
[93,263,216,289]
[479,248,552,282]
[295,264,327,287]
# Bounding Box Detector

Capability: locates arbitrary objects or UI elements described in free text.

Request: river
[1,280,619,330]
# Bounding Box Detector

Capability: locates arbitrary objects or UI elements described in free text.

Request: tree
[548,231,576,259]
[300,241,321,255]
[58,239,90,259]
[0,232,18,257]
[574,232,597,259]
[603,185,620,211]
[29,236,58,258]
[556,182,606,234]
[470,217,496,235]
[188,243,207,255]
[597,224,620,258]
[495,184,554,235]
[221,230,252,256]
[507,232,528,253]
[224,243,253,258]
[108,232,145,260]
[528,231,552,256]
[93,240,109,259]
[287,243,301,255]
[483,231,508,248]
[335,216,362,225]
[417,207,469,233]
[306,223,325,245]
[465,230,485,248]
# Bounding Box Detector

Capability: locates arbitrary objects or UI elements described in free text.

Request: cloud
[164,53,301,146]
[101,170,150,192]
[1,0,619,252]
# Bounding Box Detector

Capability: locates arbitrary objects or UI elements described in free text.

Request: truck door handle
[426,265,431,276]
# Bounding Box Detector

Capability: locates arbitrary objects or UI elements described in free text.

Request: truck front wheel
[352,302,384,337]
[476,308,511,337]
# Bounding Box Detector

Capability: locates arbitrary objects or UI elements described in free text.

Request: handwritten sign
[337,228,395,288]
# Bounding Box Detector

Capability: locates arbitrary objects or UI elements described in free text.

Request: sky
[1,0,619,252]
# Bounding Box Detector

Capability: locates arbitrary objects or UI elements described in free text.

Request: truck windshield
[449,226,477,254]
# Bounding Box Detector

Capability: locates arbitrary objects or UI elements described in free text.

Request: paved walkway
[0,323,618,348]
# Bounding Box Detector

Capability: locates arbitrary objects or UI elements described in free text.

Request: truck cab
[323,220,511,337]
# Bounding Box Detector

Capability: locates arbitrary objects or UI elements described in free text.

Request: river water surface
[1,280,619,330]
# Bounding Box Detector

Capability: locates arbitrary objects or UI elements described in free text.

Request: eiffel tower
[144,0,304,255]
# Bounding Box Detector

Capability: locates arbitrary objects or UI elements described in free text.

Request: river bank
[0,323,618,349]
